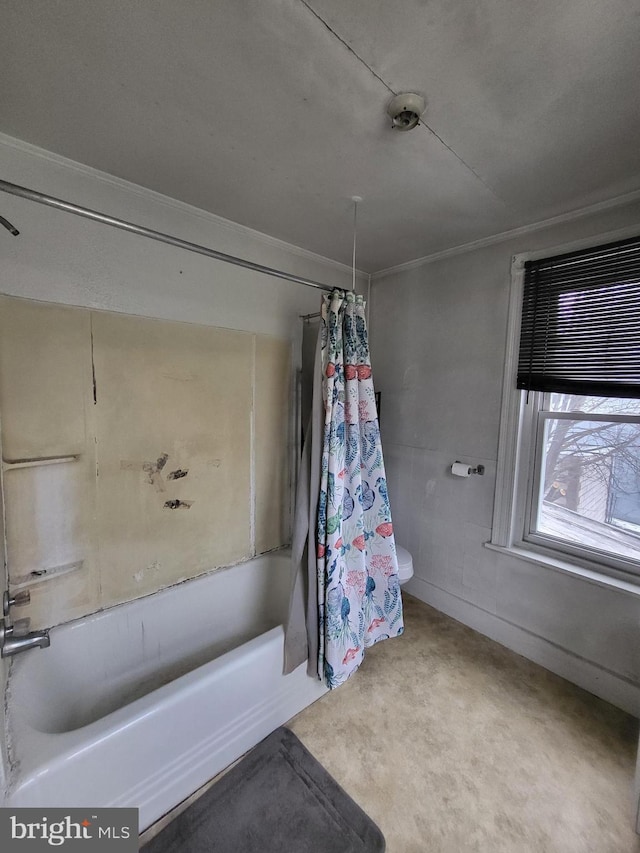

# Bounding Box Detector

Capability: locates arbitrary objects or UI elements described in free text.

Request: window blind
[517,234,640,399]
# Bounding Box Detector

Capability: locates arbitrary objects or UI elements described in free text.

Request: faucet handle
[11,590,31,608]
[3,589,30,617]
[11,618,31,636]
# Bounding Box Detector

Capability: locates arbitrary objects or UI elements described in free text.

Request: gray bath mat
[144,727,385,852]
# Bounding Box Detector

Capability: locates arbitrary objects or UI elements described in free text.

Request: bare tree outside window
[535,394,640,562]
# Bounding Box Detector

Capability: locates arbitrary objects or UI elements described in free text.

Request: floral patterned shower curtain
[317,289,403,688]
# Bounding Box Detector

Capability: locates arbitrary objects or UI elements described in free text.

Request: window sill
[484,541,640,598]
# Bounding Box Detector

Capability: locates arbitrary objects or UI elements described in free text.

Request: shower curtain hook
[351,196,361,293]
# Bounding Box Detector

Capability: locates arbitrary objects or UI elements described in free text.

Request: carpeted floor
[289,594,640,853]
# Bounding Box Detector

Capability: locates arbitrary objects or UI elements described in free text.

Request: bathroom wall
[0,133,366,633]
[0,466,7,795]
[370,197,640,715]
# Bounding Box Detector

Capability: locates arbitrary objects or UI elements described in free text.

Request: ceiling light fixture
[386,93,426,131]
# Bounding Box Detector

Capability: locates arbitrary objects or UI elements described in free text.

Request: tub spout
[0,622,50,657]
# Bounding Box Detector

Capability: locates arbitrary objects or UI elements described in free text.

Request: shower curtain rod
[0,179,335,293]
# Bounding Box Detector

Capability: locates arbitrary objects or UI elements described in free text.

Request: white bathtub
[4,550,327,831]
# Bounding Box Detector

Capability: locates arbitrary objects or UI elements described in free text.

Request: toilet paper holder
[452,461,485,476]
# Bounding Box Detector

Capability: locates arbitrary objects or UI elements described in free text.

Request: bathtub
[4,550,327,831]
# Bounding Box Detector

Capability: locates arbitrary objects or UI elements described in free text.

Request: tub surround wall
[255,336,294,551]
[370,198,640,715]
[92,310,257,605]
[0,296,294,627]
[0,481,7,797]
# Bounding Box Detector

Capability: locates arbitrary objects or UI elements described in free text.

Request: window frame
[491,226,640,587]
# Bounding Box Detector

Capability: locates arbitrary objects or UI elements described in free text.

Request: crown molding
[371,188,640,280]
[0,132,367,281]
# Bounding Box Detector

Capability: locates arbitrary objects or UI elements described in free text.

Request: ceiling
[1,0,639,272]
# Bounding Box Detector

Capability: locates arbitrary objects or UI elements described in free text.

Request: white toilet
[396,544,414,585]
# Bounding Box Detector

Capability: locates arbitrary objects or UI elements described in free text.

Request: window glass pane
[547,393,640,415]
[535,416,640,563]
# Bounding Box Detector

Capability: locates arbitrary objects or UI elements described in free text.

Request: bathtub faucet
[1,590,50,657]
[0,622,50,657]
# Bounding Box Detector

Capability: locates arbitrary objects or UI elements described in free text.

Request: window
[493,232,640,581]
[527,392,640,568]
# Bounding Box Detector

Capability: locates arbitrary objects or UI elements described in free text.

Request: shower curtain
[285,289,404,688]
